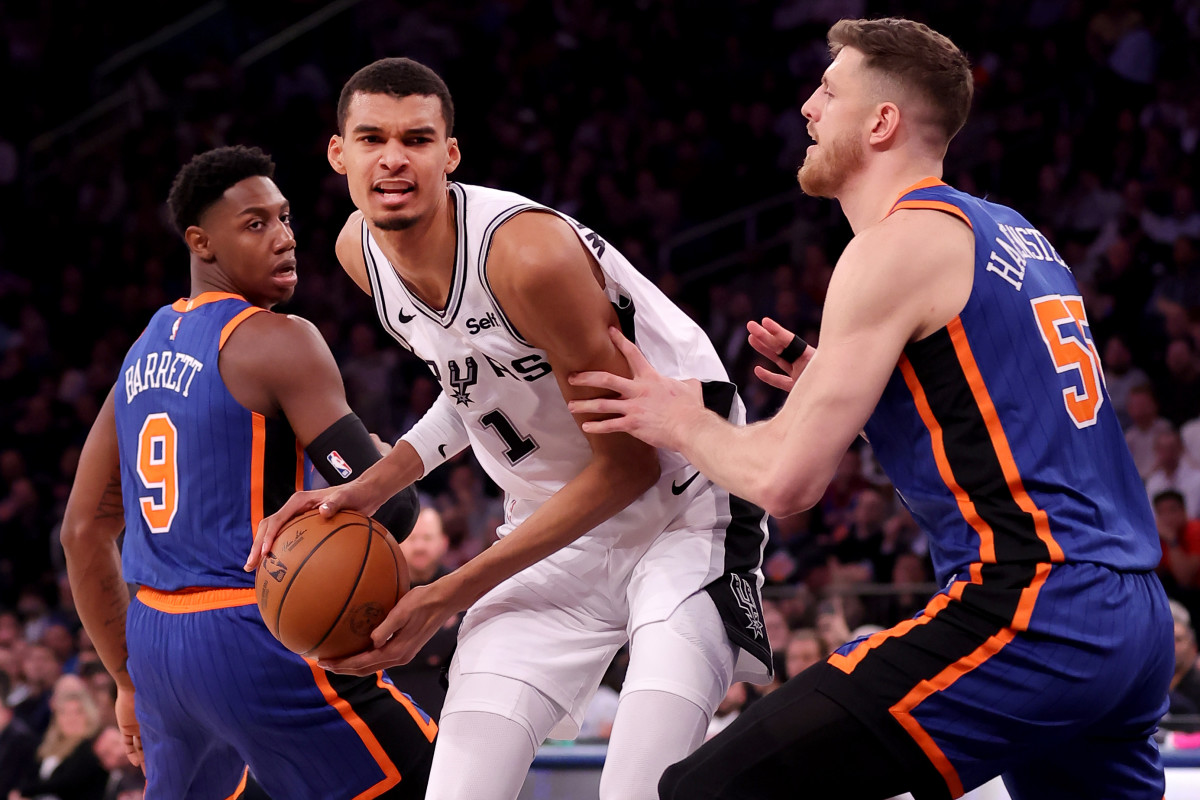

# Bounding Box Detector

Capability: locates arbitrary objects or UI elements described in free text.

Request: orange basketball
[256,508,409,660]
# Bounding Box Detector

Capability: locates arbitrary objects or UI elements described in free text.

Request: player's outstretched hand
[115,685,143,772]
[747,317,813,392]
[567,326,701,451]
[244,480,383,572]
[317,582,451,675]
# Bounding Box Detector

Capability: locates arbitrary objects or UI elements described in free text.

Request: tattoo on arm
[97,574,130,672]
[95,476,124,521]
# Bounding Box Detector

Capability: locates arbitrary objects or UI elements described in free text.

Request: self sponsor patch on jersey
[327,450,353,479]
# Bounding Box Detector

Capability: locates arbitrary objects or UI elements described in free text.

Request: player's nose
[378,139,410,171]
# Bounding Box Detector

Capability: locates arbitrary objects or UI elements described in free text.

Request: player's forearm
[355,441,427,510]
[441,454,657,610]
[671,403,830,518]
[62,538,133,689]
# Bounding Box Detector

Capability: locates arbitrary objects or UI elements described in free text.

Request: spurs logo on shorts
[731,574,764,639]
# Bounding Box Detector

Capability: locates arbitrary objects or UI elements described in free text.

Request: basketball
[256,508,409,660]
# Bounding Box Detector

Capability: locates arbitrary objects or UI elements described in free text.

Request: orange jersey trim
[172,292,249,313]
[250,413,267,535]
[137,586,256,613]
[375,673,438,743]
[221,766,249,800]
[888,177,946,209]
[889,200,973,229]
[250,412,267,537]
[294,438,306,493]
[306,662,403,799]
[828,564,982,675]
[900,352,997,563]
[888,563,1052,797]
[219,306,267,350]
[946,320,1064,562]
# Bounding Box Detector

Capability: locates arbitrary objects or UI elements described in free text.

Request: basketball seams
[257,509,405,659]
[296,521,373,657]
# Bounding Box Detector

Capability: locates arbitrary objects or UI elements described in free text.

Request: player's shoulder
[336,210,366,258]
[489,209,589,290]
[335,210,371,294]
[847,205,973,273]
[225,308,327,360]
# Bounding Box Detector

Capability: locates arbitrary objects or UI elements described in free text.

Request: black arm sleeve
[305,412,421,542]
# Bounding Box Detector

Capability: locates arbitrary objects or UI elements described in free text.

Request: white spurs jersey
[362,182,731,502]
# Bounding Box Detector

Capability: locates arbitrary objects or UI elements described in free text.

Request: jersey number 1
[136,413,179,533]
[481,410,539,465]
[1031,294,1104,428]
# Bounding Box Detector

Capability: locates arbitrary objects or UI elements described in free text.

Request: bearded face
[797,126,866,198]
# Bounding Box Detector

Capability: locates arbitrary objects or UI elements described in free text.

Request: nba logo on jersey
[326,451,353,479]
[170,317,181,341]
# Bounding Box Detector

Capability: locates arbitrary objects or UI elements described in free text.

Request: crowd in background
[2,0,1200,791]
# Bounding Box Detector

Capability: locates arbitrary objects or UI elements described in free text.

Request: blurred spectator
[1142,184,1200,246]
[870,550,935,629]
[1101,333,1150,427]
[1145,428,1200,517]
[93,725,140,800]
[77,662,117,731]
[12,675,108,800]
[434,461,503,567]
[1155,337,1200,428]
[340,321,401,443]
[1125,384,1174,478]
[817,446,872,535]
[783,628,823,680]
[1183,415,1200,468]
[814,595,853,657]
[825,485,895,585]
[0,671,37,798]
[399,507,452,587]
[1169,600,1200,725]
[11,644,60,738]
[1154,489,1200,614]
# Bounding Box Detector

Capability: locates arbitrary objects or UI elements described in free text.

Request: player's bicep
[489,216,655,463]
[61,387,125,546]
[258,316,356,446]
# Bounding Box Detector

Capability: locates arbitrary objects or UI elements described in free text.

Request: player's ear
[184,226,215,262]
[445,137,460,175]
[868,101,901,147]
[327,134,347,175]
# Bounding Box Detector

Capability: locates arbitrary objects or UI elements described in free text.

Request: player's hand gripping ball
[256,509,409,660]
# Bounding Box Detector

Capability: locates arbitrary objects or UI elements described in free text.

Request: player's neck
[371,188,458,309]
[837,157,944,234]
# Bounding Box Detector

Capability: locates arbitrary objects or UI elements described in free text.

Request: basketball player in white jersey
[246,58,772,799]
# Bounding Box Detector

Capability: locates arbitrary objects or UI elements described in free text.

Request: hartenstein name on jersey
[986,223,1067,292]
[124,350,204,404]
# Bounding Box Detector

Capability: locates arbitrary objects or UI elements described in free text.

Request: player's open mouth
[273,260,298,285]
[374,181,415,196]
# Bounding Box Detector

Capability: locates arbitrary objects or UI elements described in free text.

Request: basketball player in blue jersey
[570,17,1174,800]
[248,58,774,800]
[60,146,437,799]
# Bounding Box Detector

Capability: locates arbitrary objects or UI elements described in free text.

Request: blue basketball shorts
[127,587,437,800]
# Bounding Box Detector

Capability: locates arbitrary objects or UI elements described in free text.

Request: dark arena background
[1,2,1199,797]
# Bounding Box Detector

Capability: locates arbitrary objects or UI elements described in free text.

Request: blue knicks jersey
[114,292,309,590]
[862,179,1159,583]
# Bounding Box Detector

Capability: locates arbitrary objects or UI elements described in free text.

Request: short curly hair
[337,57,455,137]
[167,145,276,235]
